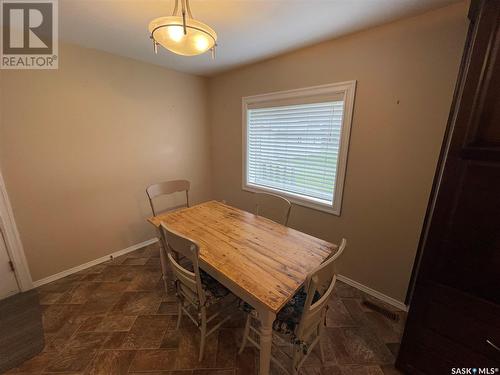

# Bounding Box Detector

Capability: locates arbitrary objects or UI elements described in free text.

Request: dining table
[148,200,337,375]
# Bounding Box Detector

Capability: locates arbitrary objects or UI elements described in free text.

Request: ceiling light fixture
[149,0,217,58]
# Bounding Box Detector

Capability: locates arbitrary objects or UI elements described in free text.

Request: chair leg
[176,302,182,330]
[318,324,326,364]
[319,337,326,364]
[292,346,300,375]
[319,317,326,364]
[199,307,207,362]
[238,314,251,355]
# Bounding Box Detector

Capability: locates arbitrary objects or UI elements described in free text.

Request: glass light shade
[149,16,217,56]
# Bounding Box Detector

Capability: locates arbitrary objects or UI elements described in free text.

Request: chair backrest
[161,223,206,307]
[146,179,190,216]
[254,192,292,226]
[324,238,347,263]
[295,238,347,341]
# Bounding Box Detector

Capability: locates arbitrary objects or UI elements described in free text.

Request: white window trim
[241,81,356,215]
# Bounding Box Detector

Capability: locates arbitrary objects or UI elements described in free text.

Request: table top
[149,200,336,313]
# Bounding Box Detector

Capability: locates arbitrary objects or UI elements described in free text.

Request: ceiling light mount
[149,0,217,58]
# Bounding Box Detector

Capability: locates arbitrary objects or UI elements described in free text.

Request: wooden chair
[146,179,190,216]
[146,179,190,292]
[162,223,235,361]
[239,238,347,375]
[254,192,292,226]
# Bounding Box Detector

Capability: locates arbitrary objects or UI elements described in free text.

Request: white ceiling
[59,0,461,76]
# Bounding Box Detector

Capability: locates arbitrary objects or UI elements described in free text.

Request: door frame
[0,170,33,291]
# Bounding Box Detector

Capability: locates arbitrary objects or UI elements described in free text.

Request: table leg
[159,247,169,291]
[158,229,169,293]
[258,309,276,375]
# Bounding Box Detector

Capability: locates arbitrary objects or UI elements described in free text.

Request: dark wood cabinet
[397,0,500,373]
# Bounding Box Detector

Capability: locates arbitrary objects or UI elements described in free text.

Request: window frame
[242,81,356,215]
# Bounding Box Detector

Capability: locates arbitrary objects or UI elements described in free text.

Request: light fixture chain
[185,0,194,18]
[181,0,187,34]
[172,0,179,16]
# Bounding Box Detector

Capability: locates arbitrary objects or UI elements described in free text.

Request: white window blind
[243,81,356,215]
[247,101,344,205]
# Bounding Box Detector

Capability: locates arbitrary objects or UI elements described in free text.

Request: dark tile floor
[5,242,406,375]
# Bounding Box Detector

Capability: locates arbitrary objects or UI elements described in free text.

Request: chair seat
[273,288,321,336]
[200,270,231,306]
[240,287,321,336]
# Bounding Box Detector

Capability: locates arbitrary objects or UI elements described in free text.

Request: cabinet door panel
[432,162,500,304]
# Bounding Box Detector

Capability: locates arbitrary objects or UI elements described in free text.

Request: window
[242,81,356,215]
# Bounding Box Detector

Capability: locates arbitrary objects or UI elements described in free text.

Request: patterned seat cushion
[239,287,321,336]
[272,288,321,336]
[200,270,230,306]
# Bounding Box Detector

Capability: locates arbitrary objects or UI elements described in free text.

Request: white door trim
[0,170,33,291]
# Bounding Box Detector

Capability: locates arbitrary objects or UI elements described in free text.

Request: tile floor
[5,242,406,375]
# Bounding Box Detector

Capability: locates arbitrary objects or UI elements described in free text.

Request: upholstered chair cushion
[239,287,321,336]
[200,270,231,306]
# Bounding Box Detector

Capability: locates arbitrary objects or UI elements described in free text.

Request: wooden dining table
[148,200,337,375]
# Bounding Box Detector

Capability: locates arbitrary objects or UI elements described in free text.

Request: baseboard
[32,238,158,288]
[31,238,408,312]
[337,274,408,311]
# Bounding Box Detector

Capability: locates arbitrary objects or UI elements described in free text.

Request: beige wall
[0,43,211,282]
[208,2,469,302]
